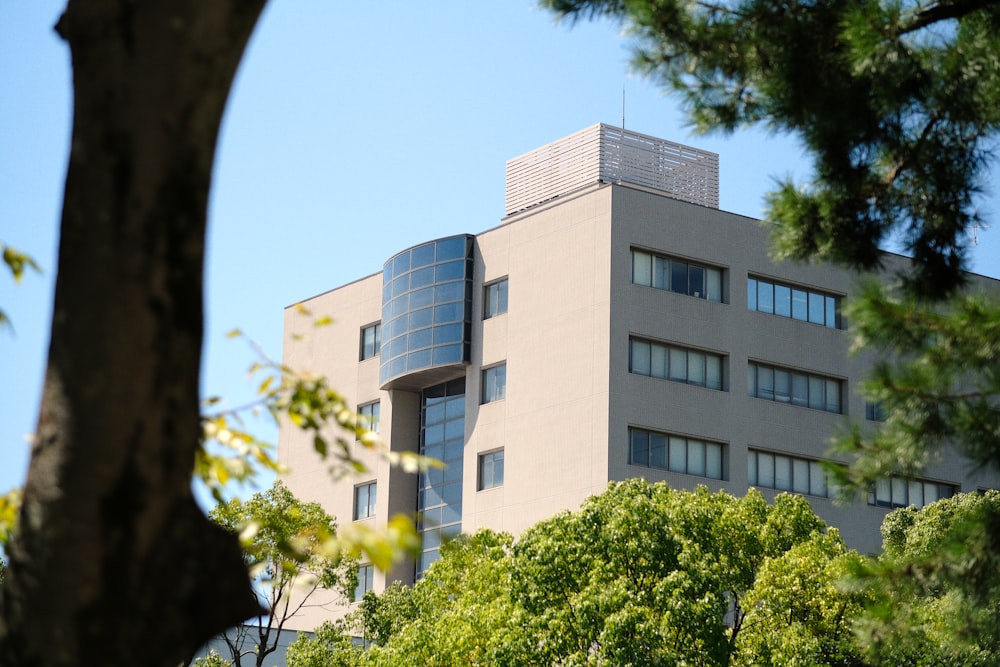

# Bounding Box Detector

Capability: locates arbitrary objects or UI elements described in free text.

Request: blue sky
[2,1,999,500]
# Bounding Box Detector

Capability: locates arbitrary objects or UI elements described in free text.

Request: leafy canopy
[292,480,867,667]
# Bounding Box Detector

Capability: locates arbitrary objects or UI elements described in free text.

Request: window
[353,481,377,520]
[358,401,380,433]
[748,449,836,498]
[865,400,887,422]
[482,363,507,403]
[631,249,723,302]
[629,428,724,480]
[869,476,955,509]
[629,338,724,390]
[484,278,508,319]
[478,449,504,490]
[748,277,842,328]
[354,564,374,601]
[748,362,843,414]
[360,322,382,360]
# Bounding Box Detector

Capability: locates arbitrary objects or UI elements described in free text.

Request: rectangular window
[478,449,504,490]
[866,400,887,422]
[629,427,724,480]
[631,249,724,302]
[629,338,724,390]
[360,322,382,360]
[747,276,842,329]
[358,401,380,433]
[354,564,374,601]
[748,362,843,414]
[484,278,509,319]
[748,449,835,498]
[481,363,507,403]
[353,481,377,520]
[868,476,955,509]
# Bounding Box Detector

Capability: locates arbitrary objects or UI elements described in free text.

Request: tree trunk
[0,1,268,665]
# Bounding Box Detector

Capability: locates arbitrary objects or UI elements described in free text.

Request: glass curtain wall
[416,378,465,577]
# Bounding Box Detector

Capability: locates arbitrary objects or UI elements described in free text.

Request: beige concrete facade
[277,127,1000,631]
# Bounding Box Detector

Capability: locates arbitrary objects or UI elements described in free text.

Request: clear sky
[2,1,998,500]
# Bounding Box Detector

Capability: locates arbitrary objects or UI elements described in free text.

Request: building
[278,124,1000,630]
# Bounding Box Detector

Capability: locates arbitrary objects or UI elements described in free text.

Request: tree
[851,491,1000,666]
[203,481,355,667]
[285,620,365,667]
[508,481,864,666]
[0,3,268,665]
[543,0,1000,300]
[310,481,865,666]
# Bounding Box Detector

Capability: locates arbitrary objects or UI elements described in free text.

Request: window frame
[483,277,509,319]
[868,476,955,509]
[629,427,725,480]
[747,276,843,329]
[481,363,507,404]
[631,249,724,303]
[360,322,382,360]
[353,563,374,602]
[353,481,377,521]
[748,361,844,414]
[478,448,505,490]
[629,337,725,391]
[358,400,380,433]
[747,448,836,498]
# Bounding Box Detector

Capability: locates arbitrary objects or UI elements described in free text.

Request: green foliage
[210,480,352,596]
[190,649,230,667]
[209,481,356,667]
[0,488,21,550]
[508,481,859,666]
[850,491,1000,666]
[832,281,1000,489]
[0,242,40,332]
[286,620,365,667]
[197,317,422,573]
[320,481,862,666]
[543,0,1000,299]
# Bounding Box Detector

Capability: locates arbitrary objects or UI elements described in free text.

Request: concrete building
[278,124,1000,630]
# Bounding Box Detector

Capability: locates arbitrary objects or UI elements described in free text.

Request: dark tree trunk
[0,1,268,665]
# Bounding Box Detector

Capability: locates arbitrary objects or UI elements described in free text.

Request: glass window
[758,281,774,314]
[630,339,651,376]
[629,338,724,391]
[706,268,723,302]
[688,265,704,298]
[478,450,504,490]
[866,400,887,421]
[631,428,724,480]
[360,323,381,360]
[749,362,843,414]
[774,284,791,317]
[671,261,688,295]
[631,249,724,303]
[482,364,507,403]
[632,250,652,286]
[669,347,687,382]
[353,481,377,520]
[354,564,374,601]
[749,449,835,498]
[868,475,954,509]
[358,401,380,433]
[748,276,842,329]
[484,278,509,319]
